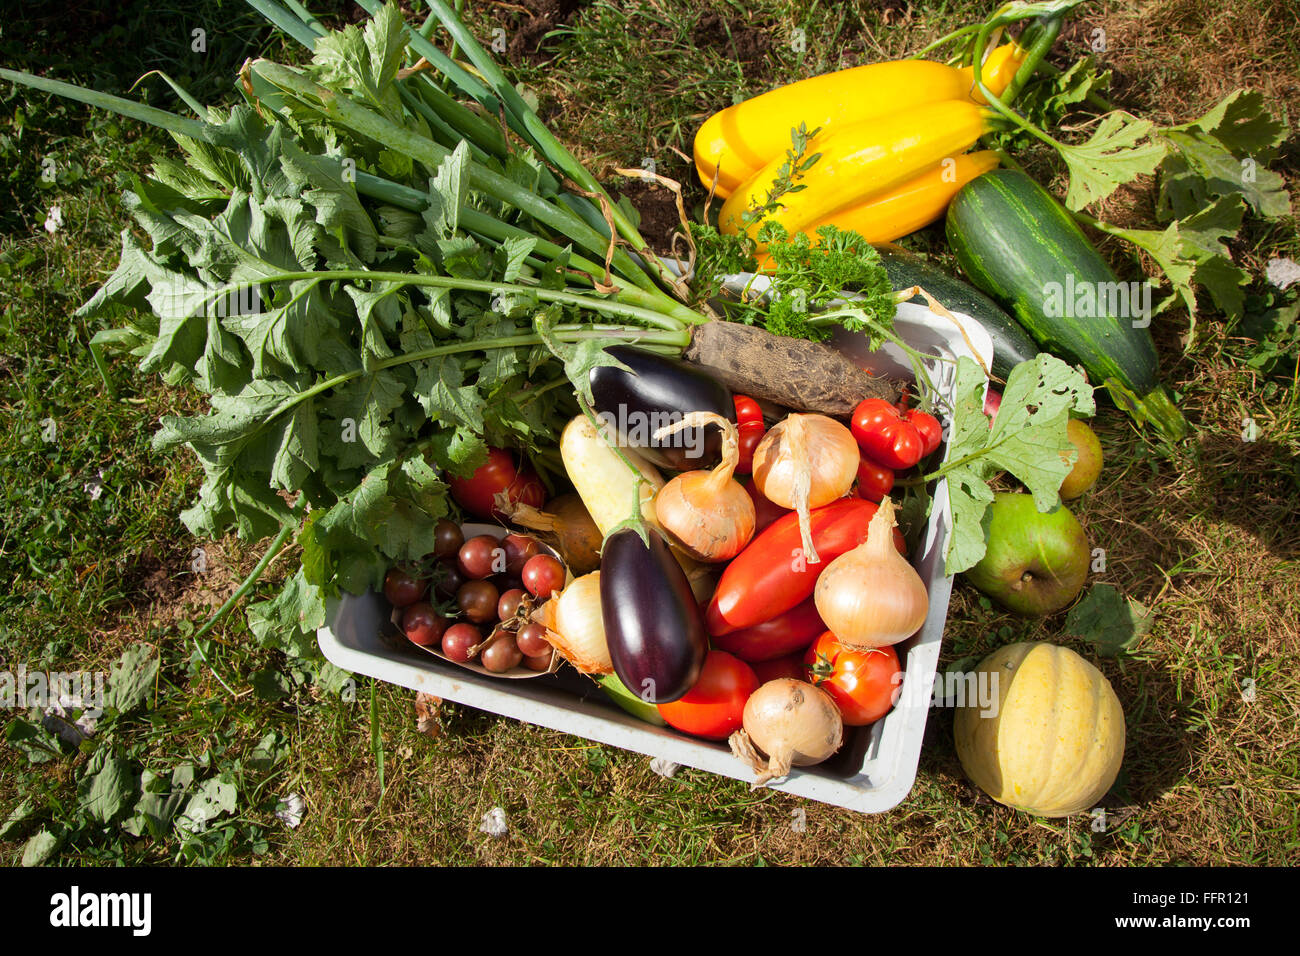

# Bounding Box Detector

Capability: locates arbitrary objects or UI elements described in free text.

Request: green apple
[1059,419,1103,500]
[965,492,1090,616]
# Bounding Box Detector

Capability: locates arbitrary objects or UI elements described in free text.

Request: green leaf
[4,717,64,765]
[176,775,238,834]
[1158,131,1291,221]
[106,642,159,714]
[123,765,194,838]
[1059,112,1168,211]
[1099,195,1248,323]
[943,355,1094,575]
[1064,584,1154,656]
[78,751,135,824]
[21,829,63,867]
[279,137,380,263]
[1172,88,1289,160]
[247,569,328,657]
[0,798,35,841]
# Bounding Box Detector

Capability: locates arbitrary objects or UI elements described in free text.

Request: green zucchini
[875,243,1040,379]
[945,170,1186,440]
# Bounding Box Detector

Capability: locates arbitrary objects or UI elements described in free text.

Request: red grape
[521,554,565,599]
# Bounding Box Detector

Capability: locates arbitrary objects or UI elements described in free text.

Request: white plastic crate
[317,301,993,812]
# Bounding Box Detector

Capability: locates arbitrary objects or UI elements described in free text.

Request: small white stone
[479,806,508,839]
[649,757,680,778]
[1266,257,1300,291]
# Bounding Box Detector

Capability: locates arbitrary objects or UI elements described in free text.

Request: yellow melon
[954,643,1125,817]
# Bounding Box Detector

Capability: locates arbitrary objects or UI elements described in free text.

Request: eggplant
[600,527,708,704]
[589,345,734,471]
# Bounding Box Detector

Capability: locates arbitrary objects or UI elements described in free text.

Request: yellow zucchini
[719,99,993,240]
[694,43,1024,199]
[755,150,1000,266]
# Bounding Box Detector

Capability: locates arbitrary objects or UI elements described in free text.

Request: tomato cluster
[384,520,564,674]
[850,394,944,504]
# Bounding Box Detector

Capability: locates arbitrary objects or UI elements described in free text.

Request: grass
[1,0,1298,865]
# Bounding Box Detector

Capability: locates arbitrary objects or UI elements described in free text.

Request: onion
[814,496,928,647]
[652,412,756,562]
[507,493,602,575]
[752,413,858,564]
[531,572,612,674]
[728,679,843,787]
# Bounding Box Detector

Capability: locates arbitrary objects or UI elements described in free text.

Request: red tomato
[855,456,895,503]
[902,408,943,458]
[448,448,545,520]
[750,653,808,684]
[657,650,759,740]
[735,421,765,476]
[803,632,901,726]
[733,394,764,428]
[850,398,924,470]
[742,477,791,535]
[707,498,908,635]
[710,596,824,662]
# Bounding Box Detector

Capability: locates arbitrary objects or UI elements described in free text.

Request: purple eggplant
[600,527,708,704]
[589,346,734,471]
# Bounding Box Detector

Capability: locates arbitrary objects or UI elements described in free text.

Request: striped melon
[954,642,1125,817]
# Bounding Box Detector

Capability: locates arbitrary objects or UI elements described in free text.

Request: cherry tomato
[855,456,895,503]
[515,622,551,657]
[502,533,542,576]
[401,603,446,646]
[521,554,565,599]
[733,394,763,428]
[850,398,924,470]
[458,535,503,579]
[521,650,553,672]
[434,559,466,597]
[656,650,759,740]
[735,421,765,476]
[447,448,546,520]
[480,631,523,673]
[432,519,464,559]
[457,580,500,624]
[384,568,426,608]
[902,408,943,458]
[441,623,482,663]
[802,632,901,726]
[750,653,808,684]
[497,588,527,622]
